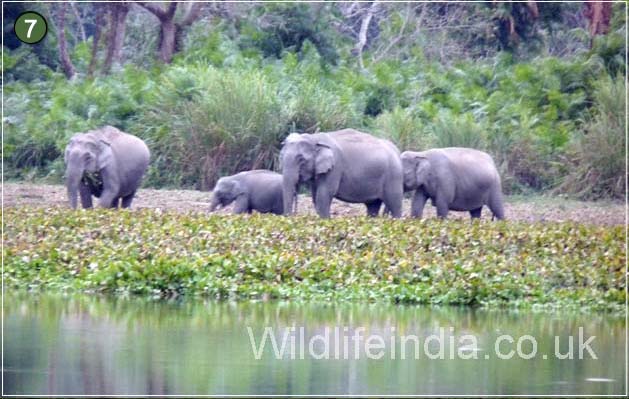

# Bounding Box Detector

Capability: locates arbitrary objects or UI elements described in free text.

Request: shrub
[430,111,487,149]
[501,136,566,193]
[242,3,340,66]
[133,65,289,189]
[557,75,626,199]
[372,107,431,151]
[285,77,361,133]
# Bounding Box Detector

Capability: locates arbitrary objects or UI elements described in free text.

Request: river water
[3,293,626,395]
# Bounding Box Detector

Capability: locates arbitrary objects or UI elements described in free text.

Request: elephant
[210,170,285,215]
[280,128,403,218]
[64,126,150,209]
[400,147,505,220]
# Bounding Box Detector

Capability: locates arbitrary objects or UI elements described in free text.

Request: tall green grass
[372,107,431,150]
[135,66,288,189]
[557,75,626,199]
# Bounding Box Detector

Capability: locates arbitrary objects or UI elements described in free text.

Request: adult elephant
[210,170,285,215]
[280,129,403,218]
[401,147,505,219]
[64,126,150,209]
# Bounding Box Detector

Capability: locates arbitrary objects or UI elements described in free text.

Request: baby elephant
[210,170,284,215]
[401,148,505,220]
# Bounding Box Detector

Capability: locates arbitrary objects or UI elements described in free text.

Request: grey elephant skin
[210,170,284,215]
[401,147,505,219]
[64,126,150,209]
[280,129,403,218]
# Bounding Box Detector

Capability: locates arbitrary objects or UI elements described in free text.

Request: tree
[584,0,613,46]
[136,1,203,63]
[53,3,76,79]
[87,3,105,76]
[354,1,380,70]
[102,3,130,73]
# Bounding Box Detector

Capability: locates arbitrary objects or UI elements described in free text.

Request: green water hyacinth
[2,207,625,312]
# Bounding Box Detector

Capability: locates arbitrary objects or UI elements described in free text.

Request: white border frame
[1,0,627,397]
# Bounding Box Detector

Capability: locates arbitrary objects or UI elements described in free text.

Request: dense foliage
[4,207,625,311]
[2,2,626,198]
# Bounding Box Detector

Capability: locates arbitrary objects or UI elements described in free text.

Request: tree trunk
[584,0,613,47]
[159,18,177,63]
[54,3,76,79]
[70,1,87,42]
[103,4,129,73]
[136,1,203,64]
[355,1,379,70]
[87,6,104,76]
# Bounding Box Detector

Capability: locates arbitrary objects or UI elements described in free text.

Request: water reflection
[3,293,625,395]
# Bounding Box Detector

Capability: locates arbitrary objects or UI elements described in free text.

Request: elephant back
[87,125,125,144]
[328,129,401,157]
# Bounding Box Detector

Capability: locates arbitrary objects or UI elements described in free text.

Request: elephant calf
[401,147,505,220]
[210,170,284,215]
[65,126,150,209]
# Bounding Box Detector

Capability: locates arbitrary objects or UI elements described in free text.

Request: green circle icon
[14,11,48,44]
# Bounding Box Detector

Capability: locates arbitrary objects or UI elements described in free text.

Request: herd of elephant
[64,126,505,220]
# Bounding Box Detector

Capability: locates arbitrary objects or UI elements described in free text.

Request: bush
[133,65,289,189]
[372,107,431,151]
[242,3,340,66]
[430,111,487,149]
[285,77,361,133]
[557,75,626,199]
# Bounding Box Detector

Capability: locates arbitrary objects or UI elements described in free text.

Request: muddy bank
[3,182,625,225]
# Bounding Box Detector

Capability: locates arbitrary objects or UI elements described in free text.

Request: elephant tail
[488,185,505,220]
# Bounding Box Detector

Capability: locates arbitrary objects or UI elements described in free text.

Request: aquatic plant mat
[3,207,625,312]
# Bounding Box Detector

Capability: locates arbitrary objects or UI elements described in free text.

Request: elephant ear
[415,156,432,186]
[230,179,247,197]
[315,144,334,175]
[96,139,114,171]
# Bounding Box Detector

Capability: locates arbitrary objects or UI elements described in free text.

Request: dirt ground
[3,182,626,225]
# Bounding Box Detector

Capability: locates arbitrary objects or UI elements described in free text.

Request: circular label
[14,11,48,44]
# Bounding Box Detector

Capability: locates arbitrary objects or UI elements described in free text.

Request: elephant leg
[97,170,121,208]
[365,200,382,217]
[435,197,449,219]
[232,195,250,214]
[79,183,93,209]
[410,192,427,218]
[121,191,136,208]
[470,207,482,219]
[314,185,333,218]
[110,197,121,208]
[382,195,402,218]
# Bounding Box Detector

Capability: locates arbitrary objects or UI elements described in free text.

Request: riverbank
[3,182,627,225]
[3,206,625,312]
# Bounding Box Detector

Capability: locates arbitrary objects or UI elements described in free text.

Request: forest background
[3,1,626,199]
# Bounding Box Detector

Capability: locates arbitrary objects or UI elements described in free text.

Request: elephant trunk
[209,195,221,212]
[66,166,84,209]
[282,171,299,215]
